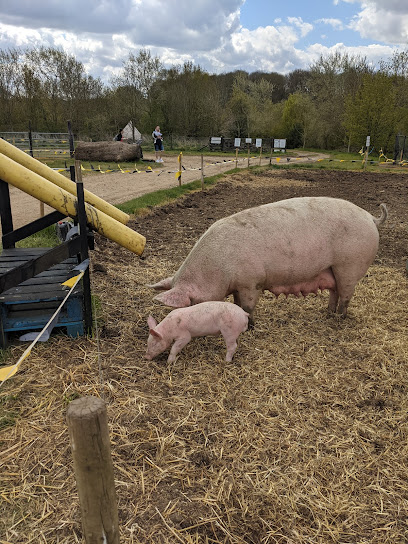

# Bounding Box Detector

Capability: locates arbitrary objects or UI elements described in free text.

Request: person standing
[152,125,164,163]
[114,129,123,141]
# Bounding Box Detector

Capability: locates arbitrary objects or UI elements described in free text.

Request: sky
[0,0,407,83]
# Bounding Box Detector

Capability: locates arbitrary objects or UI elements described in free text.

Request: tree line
[1,46,408,153]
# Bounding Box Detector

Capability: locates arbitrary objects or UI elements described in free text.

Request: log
[75,141,143,162]
[67,396,120,544]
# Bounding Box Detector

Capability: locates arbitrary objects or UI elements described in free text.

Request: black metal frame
[0,163,93,336]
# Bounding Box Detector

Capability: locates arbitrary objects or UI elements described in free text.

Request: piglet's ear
[149,328,162,339]
[147,315,157,329]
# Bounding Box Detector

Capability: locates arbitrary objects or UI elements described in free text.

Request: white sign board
[245,138,252,144]
[211,137,222,144]
[256,138,262,148]
[366,135,371,147]
[274,139,286,149]
[234,138,241,148]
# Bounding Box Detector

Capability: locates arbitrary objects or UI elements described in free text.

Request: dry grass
[1,256,408,543]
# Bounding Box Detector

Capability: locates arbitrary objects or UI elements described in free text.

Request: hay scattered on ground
[1,169,408,543]
[1,262,407,543]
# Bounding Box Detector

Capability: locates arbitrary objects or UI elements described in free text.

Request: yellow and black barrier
[0,153,146,256]
[0,138,129,225]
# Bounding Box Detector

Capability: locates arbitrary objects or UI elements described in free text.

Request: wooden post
[247,145,250,169]
[67,396,120,544]
[259,147,262,166]
[201,154,204,190]
[235,148,238,169]
[363,148,368,170]
[68,120,75,159]
[178,152,182,186]
[28,120,34,158]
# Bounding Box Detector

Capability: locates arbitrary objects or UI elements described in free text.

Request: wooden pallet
[0,248,84,347]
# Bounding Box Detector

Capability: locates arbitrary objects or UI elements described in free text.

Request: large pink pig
[149,197,387,321]
[145,301,249,362]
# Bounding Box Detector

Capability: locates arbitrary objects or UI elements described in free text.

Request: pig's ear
[149,328,162,339]
[147,277,173,291]
[154,288,191,308]
[147,315,157,329]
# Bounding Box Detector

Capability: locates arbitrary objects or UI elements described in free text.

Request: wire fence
[0,131,74,160]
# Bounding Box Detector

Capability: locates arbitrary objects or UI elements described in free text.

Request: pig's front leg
[328,289,339,313]
[224,337,238,362]
[234,287,261,327]
[167,334,192,362]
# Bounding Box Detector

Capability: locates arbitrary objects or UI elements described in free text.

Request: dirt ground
[4,151,328,230]
[1,161,408,543]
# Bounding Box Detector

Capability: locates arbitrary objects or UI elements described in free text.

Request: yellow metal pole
[0,137,129,225]
[0,153,146,256]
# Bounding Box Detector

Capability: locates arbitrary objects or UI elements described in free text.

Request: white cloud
[0,0,407,82]
[287,17,314,38]
[349,2,408,44]
[316,18,344,30]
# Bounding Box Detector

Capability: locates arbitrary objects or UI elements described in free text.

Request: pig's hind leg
[330,267,361,317]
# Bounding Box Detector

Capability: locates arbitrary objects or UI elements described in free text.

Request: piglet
[145,301,249,363]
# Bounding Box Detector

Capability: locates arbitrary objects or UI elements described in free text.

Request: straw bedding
[1,168,408,543]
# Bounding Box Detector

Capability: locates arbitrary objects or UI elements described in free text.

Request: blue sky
[241,0,365,46]
[0,0,407,82]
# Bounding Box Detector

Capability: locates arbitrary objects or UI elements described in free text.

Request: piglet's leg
[223,335,239,362]
[167,334,191,362]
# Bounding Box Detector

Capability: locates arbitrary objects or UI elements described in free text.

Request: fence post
[178,152,182,186]
[201,154,204,190]
[28,120,34,158]
[68,120,75,159]
[67,396,120,544]
[235,148,238,169]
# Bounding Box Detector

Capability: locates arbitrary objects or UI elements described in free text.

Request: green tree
[23,47,103,133]
[226,72,275,137]
[281,92,316,148]
[343,72,399,152]
[111,49,162,133]
[379,49,408,135]
[308,52,372,148]
[0,49,24,130]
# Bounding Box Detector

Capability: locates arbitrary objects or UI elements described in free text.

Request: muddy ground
[1,165,408,543]
[4,151,326,230]
[127,167,407,272]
